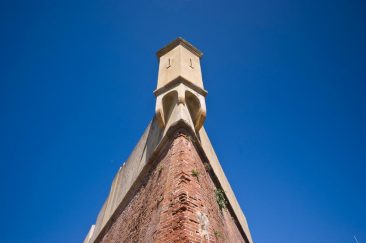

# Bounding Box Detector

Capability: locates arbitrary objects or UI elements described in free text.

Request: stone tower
[84,38,252,243]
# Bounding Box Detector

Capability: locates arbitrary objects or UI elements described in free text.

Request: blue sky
[1,0,365,242]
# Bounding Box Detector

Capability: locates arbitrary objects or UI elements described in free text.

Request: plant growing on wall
[215,188,227,210]
[191,169,200,178]
[214,230,222,239]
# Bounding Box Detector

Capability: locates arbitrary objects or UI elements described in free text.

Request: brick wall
[97,130,246,243]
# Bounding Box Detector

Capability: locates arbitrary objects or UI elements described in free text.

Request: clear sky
[1,0,365,242]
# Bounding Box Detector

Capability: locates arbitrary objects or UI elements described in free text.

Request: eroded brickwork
[98,131,245,243]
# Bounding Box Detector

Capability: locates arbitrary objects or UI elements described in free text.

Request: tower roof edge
[156,37,203,59]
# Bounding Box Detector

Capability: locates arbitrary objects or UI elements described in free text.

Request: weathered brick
[97,131,245,243]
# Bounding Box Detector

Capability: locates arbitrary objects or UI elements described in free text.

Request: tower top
[154,37,207,132]
[156,37,203,59]
[155,37,205,92]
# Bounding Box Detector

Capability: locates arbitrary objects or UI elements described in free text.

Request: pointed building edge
[84,119,252,243]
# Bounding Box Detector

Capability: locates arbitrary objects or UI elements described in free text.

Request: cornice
[156,37,203,59]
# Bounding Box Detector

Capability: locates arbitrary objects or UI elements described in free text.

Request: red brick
[97,130,246,243]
